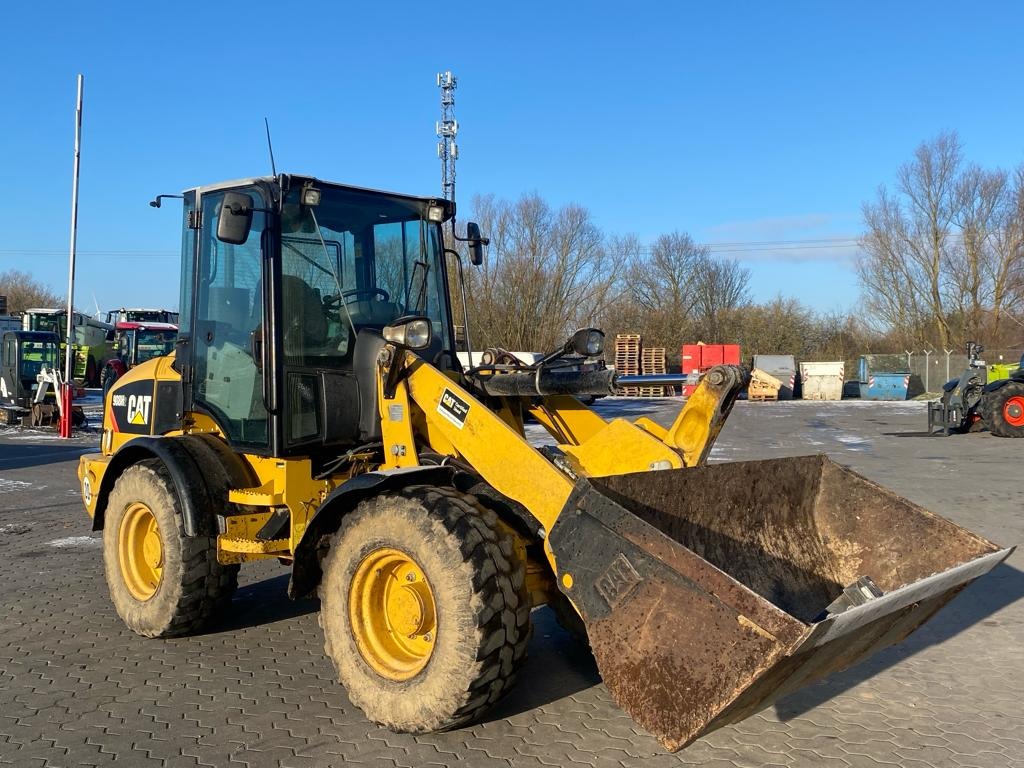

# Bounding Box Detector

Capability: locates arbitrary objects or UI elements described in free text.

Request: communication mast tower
[436,71,458,207]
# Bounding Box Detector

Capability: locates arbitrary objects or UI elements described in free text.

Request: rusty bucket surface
[547,455,1013,751]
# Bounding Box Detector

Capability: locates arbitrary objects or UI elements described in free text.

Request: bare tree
[858,132,1024,350]
[858,132,963,348]
[463,193,615,352]
[948,164,1006,340]
[620,232,707,349]
[691,257,751,341]
[988,166,1024,341]
[0,269,62,313]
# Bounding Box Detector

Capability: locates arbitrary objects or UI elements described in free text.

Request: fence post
[944,349,952,383]
[923,349,932,393]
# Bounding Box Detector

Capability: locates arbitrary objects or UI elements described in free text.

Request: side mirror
[466,222,486,266]
[217,192,254,244]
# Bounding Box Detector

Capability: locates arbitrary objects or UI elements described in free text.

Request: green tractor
[982,353,1024,437]
[929,345,1024,437]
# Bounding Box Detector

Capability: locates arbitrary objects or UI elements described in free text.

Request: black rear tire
[101,365,118,399]
[103,460,238,637]
[984,382,1024,438]
[319,485,530,732]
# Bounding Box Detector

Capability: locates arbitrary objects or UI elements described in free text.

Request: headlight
[383,317,433,351]
[568,328,605,358]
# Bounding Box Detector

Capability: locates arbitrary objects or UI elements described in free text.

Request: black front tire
[102,460,238,637]
[549,590,589,646]
[319,485,530,732]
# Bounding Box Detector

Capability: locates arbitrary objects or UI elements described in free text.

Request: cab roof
[3,330,59,343]
[115,321,178,332]
[183,174,454,212]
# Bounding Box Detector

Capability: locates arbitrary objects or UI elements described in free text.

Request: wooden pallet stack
[640,346,673,396]
[614,334,641,395]
[748,368,782,401]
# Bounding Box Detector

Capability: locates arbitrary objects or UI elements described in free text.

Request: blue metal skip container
[858,354,910,400]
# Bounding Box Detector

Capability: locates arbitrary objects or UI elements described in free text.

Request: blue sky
[2,1,1022,316]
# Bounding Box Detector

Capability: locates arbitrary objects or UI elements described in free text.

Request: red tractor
[101,321,178,396]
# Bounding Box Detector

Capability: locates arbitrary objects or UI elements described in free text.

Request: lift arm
[378,352,747,533]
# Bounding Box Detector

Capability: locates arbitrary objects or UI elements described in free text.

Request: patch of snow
[0,478,33,493]
[49,536,101,549]
[834,434,871,451]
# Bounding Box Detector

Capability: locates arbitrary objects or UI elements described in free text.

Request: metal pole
[923,349,931,393]
[61,74,84,439]
[944,349,952,383]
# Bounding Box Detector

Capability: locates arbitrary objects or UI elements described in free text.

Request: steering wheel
[340,288,390,303]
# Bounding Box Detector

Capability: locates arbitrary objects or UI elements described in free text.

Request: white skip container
[800,361,844,401]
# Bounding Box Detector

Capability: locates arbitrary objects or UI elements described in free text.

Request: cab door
[0,333,18,402]
[186,186,271,451]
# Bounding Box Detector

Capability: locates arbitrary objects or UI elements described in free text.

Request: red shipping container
[701,345,724,367]
[679,344,740,373]
[681,344,703,375]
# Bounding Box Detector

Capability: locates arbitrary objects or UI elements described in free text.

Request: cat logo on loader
[126,394,151,425]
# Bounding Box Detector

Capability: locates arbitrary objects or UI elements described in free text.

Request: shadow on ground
[481,607,600,722]
[0,443,93,470]
[209,573,320,634]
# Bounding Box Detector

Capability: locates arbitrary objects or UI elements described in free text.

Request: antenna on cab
[264,117,277,177]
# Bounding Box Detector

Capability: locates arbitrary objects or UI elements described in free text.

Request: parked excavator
[78,174,1013,751]
[1,329,85,427]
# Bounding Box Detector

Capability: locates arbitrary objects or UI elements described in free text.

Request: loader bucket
[547,454,1013,751]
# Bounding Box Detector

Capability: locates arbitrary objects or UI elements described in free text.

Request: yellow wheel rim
[118,502,163,601]
[349,547,436,681]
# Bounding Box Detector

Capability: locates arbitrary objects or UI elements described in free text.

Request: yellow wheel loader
[78,175,1013,751]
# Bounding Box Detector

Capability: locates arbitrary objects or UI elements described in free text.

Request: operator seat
[207,286,251,346]
[280,275,328,357]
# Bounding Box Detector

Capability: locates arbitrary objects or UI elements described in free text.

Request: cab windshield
[29,315,61,335]
[133,329,177,364]
[19,339,58,383]
[278,185,450,365]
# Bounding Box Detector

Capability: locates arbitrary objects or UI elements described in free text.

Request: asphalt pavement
[1,398,1022,767]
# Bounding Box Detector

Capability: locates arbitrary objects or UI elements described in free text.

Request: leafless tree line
[455,193,891,367]
[858,131,1024,351]
[457,132,1024,366]
[0,270,61,314]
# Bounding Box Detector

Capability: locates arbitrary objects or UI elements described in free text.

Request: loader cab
[175,175,457,458]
